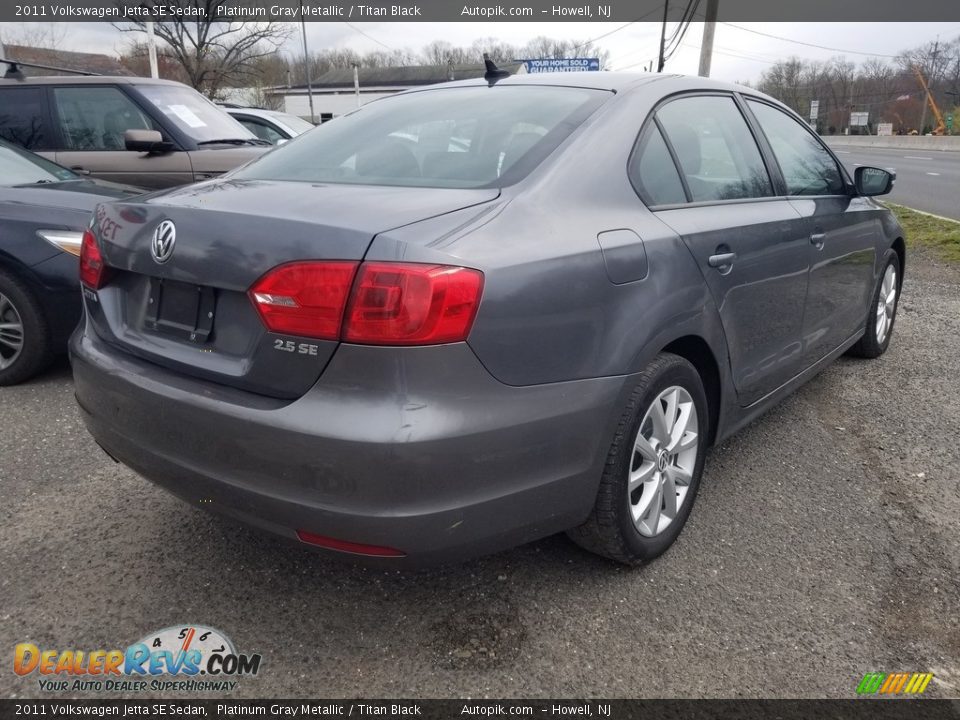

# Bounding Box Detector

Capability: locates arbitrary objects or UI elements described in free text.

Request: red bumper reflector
[295,530,406,557]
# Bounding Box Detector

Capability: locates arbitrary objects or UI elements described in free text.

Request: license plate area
[145,278,215,343]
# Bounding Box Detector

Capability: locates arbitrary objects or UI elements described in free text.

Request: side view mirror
[855,166,895,196]
[276,138,290,146]
[124,129,172,153]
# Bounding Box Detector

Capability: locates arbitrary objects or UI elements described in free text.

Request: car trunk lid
[86,179,499,398]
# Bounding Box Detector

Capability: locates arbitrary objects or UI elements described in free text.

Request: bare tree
[0,22,68,50]
[116,4,292,98]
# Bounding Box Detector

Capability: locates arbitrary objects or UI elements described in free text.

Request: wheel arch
[0,250,44,289]
[660,335,722,447]
[891,236,905,287]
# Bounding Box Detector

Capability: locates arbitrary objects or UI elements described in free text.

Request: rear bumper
[70,327,626,565]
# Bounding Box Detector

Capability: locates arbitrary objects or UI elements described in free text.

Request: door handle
[708,252,737,269]
[810,232,826,248]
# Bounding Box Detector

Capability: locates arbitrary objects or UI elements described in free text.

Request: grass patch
[886,203,960,263]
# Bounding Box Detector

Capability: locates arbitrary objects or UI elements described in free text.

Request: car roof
[226,107,283,118]
[407,71,758,96]
[0,75,187,87]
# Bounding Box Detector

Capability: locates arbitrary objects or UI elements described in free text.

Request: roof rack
[1,58,102,80]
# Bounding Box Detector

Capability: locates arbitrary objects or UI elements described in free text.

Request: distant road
[829,144,960,220]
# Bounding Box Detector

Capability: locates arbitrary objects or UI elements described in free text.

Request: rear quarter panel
[366,85,733,390]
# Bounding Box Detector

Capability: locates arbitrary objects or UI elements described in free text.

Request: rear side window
[628,124,686,206]
[747,100,845,196]
[233,86,608,189]
[0,88,48,150]
[52,86,157,151]
[657,96,773,202]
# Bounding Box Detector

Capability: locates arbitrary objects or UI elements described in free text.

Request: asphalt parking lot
[2,248,958,700]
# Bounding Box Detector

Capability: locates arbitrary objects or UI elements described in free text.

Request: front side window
[0,88,48,150]
[233,86,608,189]
[657,95,773,202]
[747,100,845,196]
[53,86,157,151]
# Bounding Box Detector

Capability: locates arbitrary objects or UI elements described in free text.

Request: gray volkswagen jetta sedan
[71,72,904,565]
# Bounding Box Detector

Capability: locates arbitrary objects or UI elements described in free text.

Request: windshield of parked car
[233,86,608,188]
[271,112,315,134]
[0,140,78,186]
[134,84,259,144]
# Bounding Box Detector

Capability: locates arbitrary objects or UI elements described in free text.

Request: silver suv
[0,76,269,189]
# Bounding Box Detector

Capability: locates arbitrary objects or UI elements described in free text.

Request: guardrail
[822,135,960,152]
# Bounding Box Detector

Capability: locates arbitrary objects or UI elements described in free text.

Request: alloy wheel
[628,386,699,537]
[0,292,24,371]
[875,264,897,344]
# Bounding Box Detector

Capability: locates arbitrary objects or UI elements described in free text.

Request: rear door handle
[810,232,826,248]
[708,252,737,269]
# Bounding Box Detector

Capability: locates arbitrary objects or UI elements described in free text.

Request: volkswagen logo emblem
[151,220,176,264]
[656,449,668,473]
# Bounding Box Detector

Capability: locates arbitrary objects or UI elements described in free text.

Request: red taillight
[79,228,109,290]
[296,530,406,557]
[249,261,359,340]
[249,260,484,345]
[344,262,483,345]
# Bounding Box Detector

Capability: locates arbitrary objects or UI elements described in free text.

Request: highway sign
[850,111,870,127]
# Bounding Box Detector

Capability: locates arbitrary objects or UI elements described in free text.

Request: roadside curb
[884,202,960,225]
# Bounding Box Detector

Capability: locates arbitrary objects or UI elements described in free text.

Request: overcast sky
[1,21,957,82]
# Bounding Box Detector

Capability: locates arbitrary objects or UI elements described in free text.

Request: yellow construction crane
[912,64,947,135]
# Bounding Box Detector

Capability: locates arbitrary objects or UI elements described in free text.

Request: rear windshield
[233,85,608,189]
[271,112,315,134]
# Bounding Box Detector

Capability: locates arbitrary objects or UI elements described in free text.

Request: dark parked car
[71,73,904,565]
[0,76,270,189]
[0,139,138,385]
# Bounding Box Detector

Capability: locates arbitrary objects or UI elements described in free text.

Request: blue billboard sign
[521,58,601,73]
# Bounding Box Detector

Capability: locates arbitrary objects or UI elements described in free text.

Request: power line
[720,23,899,58]
[570,6,667,55]
[570,21,637,53]
[345,22,393,51]
[663,0,702,64]
[680,42,780,65]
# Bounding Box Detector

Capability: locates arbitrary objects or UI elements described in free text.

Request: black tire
[0,269,53,386]
[847,249,901,359]
[568,352,709,565]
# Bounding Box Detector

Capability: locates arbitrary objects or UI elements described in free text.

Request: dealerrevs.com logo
[14,625,262,693]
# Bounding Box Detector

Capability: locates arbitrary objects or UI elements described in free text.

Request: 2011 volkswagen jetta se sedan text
[71,72,904,565]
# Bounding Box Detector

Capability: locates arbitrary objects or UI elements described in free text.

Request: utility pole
[353,63,360,108]
[697,0,718,77]
[656,0,669,72]
[0,32,7,77]
[300,2,315,123]
[145,21,159,79]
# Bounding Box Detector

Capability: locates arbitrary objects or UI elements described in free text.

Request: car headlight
[37,230,84,257]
